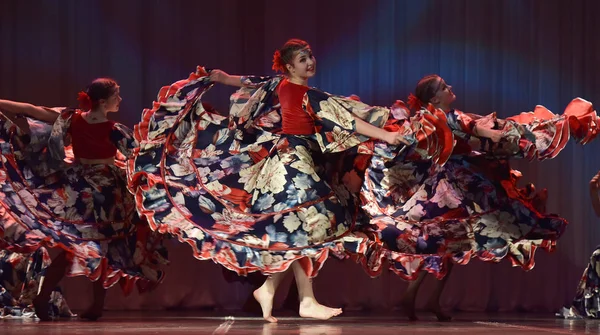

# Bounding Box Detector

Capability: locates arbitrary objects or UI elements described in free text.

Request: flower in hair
[77,91,92,110]
[407,93,423,111]
[272,50,286,73]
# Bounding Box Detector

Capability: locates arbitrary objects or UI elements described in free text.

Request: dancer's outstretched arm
[210,70,408,145]
[209,70,247,87]
[0,99,59,123]
[354,117,408,145]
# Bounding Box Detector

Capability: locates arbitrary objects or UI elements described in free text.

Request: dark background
[1,0,599,313]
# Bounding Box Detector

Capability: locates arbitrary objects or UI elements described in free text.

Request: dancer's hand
[385,131,409,146]
[209,69,230,84]
[474,125,503,143]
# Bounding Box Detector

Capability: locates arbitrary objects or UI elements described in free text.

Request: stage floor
[1,312,599,334]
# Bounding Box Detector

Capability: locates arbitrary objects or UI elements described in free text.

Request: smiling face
[285,47,317,81]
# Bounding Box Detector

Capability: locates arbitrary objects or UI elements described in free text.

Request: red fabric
[69,111,117,159]
[77,91,92,111]
[276,79,315,135]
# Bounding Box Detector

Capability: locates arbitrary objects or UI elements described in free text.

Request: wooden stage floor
[1,312,599,334]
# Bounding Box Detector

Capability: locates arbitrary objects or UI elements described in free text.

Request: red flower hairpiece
[407,93,423,111]
[77,91,92,110]
[272,50,286,73]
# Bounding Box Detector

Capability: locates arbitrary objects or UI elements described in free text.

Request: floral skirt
[350,153,565,280]
[128,67,452,277]
[0,115,167,293]
[347,98,599,280]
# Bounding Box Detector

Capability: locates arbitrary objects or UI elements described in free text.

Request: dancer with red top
[0,78,167,321]
[127,39,453,322]
[350,74,598,321]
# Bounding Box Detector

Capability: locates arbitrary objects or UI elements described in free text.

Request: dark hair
[86,78,119,108]
[414,74,442,104]
[272,39,310,73]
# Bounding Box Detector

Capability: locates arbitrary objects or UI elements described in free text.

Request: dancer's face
[285,48,317,81]
[99,86,122,113]
[430,77,456,107]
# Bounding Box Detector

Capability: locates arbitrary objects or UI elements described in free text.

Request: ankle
[257,285,275,295]
[299,297,317,307]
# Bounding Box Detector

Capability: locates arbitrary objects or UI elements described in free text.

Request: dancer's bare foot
[32,296,51,321]
[427,301,452,322]
[253,286,277,323]
[299,299,342,320]
[400,296,418,321]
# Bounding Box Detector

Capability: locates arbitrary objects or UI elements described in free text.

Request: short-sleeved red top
[68,111,117,159]
[276,79,315,135]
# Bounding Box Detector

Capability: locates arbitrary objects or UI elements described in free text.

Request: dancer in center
[128,39,453,322]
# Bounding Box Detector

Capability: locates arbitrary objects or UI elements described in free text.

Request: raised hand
[209,69,230,84]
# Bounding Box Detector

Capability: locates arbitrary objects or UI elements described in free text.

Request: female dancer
[0,78,167,321]
[127,39,452,322]
[352,74,597,321]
